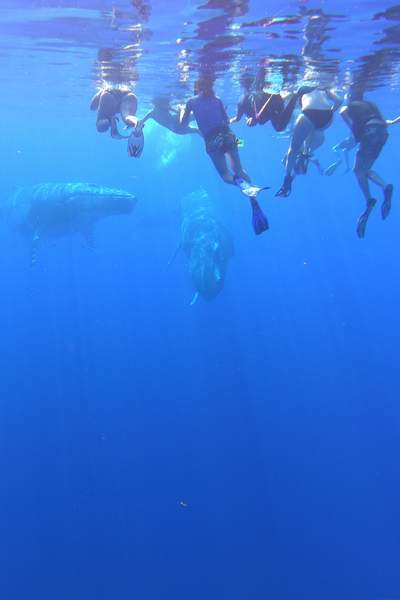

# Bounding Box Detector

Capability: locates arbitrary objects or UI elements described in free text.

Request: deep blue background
[1,9,400,597]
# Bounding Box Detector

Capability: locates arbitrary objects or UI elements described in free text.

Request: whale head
[73,183,137,217]
[6,182,138,240]
[190,239,227,301]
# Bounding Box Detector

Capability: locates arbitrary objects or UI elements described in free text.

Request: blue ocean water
[1,1,400,598]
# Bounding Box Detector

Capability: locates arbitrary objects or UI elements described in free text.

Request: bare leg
[120,93,138,126]
[369,170,394,220]
[285,114,314,177]
[368,170,386,189]
[208,151,234,184]
[354,162,372,203]
[276,114,314,196]
[227,147,251,183]
[306,130,325,153]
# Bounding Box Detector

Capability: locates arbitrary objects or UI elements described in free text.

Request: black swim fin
[251,200,269,235]
[276,175,293,197]
[357,198,376,238]
[382,184,393,220]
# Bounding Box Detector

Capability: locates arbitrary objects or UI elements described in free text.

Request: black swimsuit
[303,108,333,130]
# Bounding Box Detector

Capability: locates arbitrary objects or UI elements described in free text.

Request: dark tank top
[347,100,385,141]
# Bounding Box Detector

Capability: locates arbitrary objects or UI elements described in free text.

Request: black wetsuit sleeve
[241,95,254,118]
[270,94,298,132]
[297,85,316,99]
[237,97,247,120]
[256,94,297,131]
[219,98,230,126]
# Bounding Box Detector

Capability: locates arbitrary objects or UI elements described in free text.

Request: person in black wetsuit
[230,69,298,132]
[340,91,399,237]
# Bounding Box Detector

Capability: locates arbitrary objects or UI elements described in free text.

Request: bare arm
[340,106,353,131]
[120,92,138,127]
[326,89,342,112]
[230,102,245,124]
[180,102,192,127]
[138,110,154,124]
[133,110,154,134]
[110,117,130,139]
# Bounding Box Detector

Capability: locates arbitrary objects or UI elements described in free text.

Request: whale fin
[167,243,182,267]
[190,292,199,306]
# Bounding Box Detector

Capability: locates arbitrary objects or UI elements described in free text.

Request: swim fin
[381,184,393,220]
[324,159,342,176]
[251,200,269,235]
[234,177,269,198]
[190,292,199,306]
[356,198,376,238]
[275,175,292,197]
[167,243,182,266]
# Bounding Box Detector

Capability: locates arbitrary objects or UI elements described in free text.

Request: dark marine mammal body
[8,182,137,240]
[181,189,234,303]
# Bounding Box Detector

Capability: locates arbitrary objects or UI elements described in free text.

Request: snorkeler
[136,96,199,135]
[230,68,298,132]
[180,78,269,235]
[90,86,143,157]
[276,85,342,197]
[340,91,399,237]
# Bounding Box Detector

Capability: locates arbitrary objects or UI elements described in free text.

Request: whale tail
[190,292,199,306]
[167,243,182,267]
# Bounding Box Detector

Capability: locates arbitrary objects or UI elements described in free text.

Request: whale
[181,188,234,304]
[7,182,137,242]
